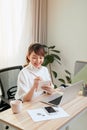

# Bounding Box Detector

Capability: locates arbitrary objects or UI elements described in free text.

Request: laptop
[40,80,84,107]
[40,92,63,107]
[60,80,84,105]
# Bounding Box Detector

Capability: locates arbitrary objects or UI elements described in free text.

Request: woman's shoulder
[19,65,29,74]
[18,65,31,79]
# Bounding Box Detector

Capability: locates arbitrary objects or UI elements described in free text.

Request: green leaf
[43,45,48,49]
[51,54,61,61]
[43,55,54,66]
[51,50,60,53]
[48,45,55,49]
[46,55,54,63]
[52,71,57,78]
[65,76,71,83]
[58,78,66,84]
[65,70,71,75]
[55,60,61,65]
[42,58,49,66]
[54,84,58,89]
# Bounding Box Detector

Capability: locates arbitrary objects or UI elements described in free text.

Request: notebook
[40,80,84,107]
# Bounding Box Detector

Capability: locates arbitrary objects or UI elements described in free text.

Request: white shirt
[15,63,53,100]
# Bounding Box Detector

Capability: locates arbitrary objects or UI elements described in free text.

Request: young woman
[15,43,54,102]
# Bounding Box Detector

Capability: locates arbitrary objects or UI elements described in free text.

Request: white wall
[47,0,87,129]
[47,0,87,75]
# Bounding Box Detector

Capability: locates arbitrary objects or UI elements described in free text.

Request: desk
[0,94,87,130]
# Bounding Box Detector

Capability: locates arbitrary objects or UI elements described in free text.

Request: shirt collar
[27,62,42,71]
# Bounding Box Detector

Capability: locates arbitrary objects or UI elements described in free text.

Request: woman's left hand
[42,85,54,94]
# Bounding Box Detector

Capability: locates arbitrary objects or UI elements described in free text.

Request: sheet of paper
[27,107,69,122]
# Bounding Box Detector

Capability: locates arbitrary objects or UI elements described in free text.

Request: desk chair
[0,65,23,112]
[74,60,87,75]
[72,60,87,83]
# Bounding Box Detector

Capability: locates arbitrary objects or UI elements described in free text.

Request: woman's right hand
[23,77,42,102]
[33,77,42,91]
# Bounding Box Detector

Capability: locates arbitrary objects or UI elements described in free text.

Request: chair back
[0,66,23,102]
[72,61,87,84]
[74,60,87,75]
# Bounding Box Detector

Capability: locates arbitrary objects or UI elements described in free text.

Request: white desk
[0,94,87,130]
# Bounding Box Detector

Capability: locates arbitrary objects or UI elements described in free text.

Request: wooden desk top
[0,93,87,130]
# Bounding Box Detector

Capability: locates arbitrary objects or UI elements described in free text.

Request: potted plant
[43,44,71,88]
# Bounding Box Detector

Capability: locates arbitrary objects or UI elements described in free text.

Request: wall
[47,0,87,75]
[47,0,87,129]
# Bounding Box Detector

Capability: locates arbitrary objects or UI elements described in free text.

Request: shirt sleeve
[15,70,30,100]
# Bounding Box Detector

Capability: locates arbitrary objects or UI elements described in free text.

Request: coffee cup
[10,100,22,114]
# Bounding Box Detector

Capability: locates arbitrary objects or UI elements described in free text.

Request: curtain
[0,0,32,68]
[32,0,47,44]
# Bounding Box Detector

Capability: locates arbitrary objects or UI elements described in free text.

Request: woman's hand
[33,77,42,91]
[23,77,42,102]
[42,83,54,94]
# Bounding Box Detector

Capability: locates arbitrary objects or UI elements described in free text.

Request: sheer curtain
[32,0,47,44]
[0,0,32,68]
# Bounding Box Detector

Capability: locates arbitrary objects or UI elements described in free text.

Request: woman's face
[28,51,44,68]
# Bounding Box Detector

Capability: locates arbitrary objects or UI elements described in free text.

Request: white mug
[10,100,22,114]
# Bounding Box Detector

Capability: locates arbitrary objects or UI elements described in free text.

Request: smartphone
[44,106,57,114]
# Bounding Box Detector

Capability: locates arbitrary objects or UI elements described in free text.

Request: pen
[29,70,41,92]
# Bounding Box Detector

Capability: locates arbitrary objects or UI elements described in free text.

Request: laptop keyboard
[48,95,62,105]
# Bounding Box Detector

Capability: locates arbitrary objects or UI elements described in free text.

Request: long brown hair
[24,43,45,67]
